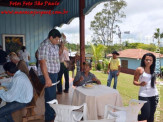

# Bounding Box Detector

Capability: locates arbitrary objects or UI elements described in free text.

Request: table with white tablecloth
[0,77,11,108]
[72,85,123,120]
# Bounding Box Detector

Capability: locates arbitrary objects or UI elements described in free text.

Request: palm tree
[90,44,105,69]
[154,28,163,76]
[154,28,163,46]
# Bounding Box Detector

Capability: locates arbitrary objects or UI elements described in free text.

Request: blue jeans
[39,73,58,121]
[0,101,27,122]
[107,70,118,89]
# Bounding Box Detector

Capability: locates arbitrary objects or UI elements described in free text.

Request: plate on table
[82,84,94,89]
[0,76,10,79]
[0,86,7,91]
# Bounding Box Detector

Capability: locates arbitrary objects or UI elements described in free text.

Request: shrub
[103,59,109,74]
[97,63,102,71]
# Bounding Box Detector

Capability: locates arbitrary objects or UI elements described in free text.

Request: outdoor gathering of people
[0,28,159,122]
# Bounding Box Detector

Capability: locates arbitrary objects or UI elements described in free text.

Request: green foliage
[96,63,102,71]
[103,59,109,74]
[154,28,163,46]
[91,62,96,71]
[90,44,105,70]
[29,62,36,66]
[90,0,127,45]
[161,66,163,73]
[64,43,78,52]
[160,47,163,54]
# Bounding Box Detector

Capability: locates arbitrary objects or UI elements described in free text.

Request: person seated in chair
[73,62,101,86]
[0,62,33,122]
[9,52,29,77]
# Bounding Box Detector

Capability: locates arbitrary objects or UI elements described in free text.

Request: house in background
[107,49,163,75]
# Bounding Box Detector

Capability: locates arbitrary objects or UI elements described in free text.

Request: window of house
[121,60,128,68]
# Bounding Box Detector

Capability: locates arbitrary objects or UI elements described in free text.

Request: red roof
[107,49,163,59]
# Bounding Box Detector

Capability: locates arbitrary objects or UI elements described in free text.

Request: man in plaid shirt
[38,29,61,122]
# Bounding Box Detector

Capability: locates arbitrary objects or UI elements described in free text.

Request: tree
[90,0,127,46]
[90,44,105,69]
[154,28,163,47]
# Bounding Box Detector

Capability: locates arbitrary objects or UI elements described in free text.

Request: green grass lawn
[70,70,163,121]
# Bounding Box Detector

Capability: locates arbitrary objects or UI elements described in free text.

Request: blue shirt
[0,70,33,103]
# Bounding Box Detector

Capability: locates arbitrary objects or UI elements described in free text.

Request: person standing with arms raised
[37,29,61,122]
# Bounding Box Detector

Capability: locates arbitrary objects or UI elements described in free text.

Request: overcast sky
[56,0,163,44]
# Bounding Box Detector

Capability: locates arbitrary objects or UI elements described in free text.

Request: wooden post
[79,0,85,71]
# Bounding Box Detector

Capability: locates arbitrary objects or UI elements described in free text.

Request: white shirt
[18,50,30,62]
[0,70,33,103]
[139,72,158,97]
[59,49,70,63]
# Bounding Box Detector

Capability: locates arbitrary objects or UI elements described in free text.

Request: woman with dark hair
[133,53,159,122]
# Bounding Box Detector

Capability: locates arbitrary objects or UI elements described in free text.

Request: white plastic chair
[104,99,147,122]
[47,99,87,122]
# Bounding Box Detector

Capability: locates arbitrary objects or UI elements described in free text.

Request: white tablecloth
[0,77,11,83]
[72,85,123,120]
[0,77,11,108]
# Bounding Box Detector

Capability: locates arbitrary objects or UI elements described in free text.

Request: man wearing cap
[73,62,101,86]
[107,51,121,89]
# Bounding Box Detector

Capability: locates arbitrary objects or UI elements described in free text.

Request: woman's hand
[140,81,147,86]
[79,76,84,82]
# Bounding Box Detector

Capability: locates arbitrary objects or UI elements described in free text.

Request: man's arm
[92,77,101,84]
[73,72,84,86]
[117,66,120,76]
[107,63,110,73]
[73,76,84,86]
[39,60,52,87]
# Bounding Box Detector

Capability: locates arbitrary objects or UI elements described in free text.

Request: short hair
[10,54,20,61]
[21,46,26,50]
[83,62,92,68]
[3,62,18,74]
[9,52,17,57]
[48,29,61,39]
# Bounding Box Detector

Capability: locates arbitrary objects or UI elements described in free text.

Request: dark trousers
[138,95,159,122]
[0,101,27,122]
[57,63,69,92]
[39,73,58,121]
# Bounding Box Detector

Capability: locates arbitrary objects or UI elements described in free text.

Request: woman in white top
[133,53,159,122]
[18,46,30,66]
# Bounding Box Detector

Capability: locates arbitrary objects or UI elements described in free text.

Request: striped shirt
[37,39,60,75]
[0,70,33,103]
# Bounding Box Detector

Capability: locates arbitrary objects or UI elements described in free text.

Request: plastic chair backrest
[126,99,147,122]
[47,99,87,122]
[104,99,147,122]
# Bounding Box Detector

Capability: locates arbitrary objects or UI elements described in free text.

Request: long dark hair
[141,53,156,88]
